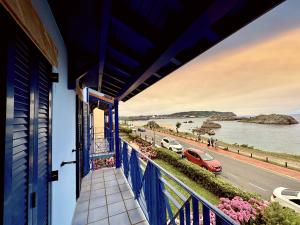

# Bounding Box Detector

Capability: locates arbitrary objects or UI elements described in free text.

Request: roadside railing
[119,138,238,225]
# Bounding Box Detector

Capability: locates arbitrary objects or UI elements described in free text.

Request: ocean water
[127,114,300,155]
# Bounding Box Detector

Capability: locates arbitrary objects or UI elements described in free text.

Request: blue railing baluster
[179,208,184,225]
[192,197,199,225]
[203,204,210,225]
[122,142,129,178]
[129,150,142,198]
[144,162,166,225]
[185,200,191,225]
[216,214,223,225]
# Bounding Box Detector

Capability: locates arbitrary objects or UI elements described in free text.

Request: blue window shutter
[10,36,31,225]
[36,57,50,225]
[3,27,52,225]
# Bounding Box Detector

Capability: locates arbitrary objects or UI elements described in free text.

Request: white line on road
[226,172,238,179]
[249,182,268,192]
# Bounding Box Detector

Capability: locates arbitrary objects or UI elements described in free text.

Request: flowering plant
[93,157,115,170]
[210,196,269,224]
[139,146,158,159]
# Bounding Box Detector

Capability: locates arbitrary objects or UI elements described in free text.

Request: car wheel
[161,143,163,147]
[169,147,172,151]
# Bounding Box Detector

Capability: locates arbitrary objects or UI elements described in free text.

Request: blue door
[2,12,52,225]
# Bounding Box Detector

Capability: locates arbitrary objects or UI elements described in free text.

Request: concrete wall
[32,1,76,225]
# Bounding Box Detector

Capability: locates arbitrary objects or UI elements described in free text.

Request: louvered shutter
[10,36,31,225]
[3,20,52,225]
[36,57,50,225]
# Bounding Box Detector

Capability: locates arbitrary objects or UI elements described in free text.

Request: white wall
[32,1,76,225]
[94,108,104,133]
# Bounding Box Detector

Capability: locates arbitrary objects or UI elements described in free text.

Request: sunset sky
[120,1,300,116]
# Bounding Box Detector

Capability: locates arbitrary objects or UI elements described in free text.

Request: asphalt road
[137,130,300,200]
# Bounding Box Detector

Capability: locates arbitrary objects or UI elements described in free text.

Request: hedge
[119,126,132,134]
[155,148,258,200]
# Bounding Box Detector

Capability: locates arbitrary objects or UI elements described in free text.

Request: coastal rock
[208,114,238,121]
[192,127,215,136]
[238,114,299,125]
[201,120,221,129]
[145,120,160,128]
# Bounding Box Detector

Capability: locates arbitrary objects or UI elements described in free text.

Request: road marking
[226,172,238,179]
[249,182,267,192]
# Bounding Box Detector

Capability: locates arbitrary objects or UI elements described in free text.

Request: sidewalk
[154,130,300,181]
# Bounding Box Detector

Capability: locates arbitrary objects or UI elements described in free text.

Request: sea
[126,114,300,155]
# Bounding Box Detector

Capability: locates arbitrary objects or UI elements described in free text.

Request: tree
[175,122,181,133]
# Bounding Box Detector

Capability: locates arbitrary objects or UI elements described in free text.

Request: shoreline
[142,125,300,172]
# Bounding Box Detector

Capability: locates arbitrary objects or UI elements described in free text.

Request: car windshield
[199,153,214,161]
[170,140,179,145]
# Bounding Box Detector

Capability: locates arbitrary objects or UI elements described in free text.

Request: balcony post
[114,100,120,168]
[104,110,107,138]
[108,105,113,151]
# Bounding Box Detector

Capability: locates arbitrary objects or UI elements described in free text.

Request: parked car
[183,148,222,173]
[137,127,146,132]
[271,187,300,213]
[160,137,183,153]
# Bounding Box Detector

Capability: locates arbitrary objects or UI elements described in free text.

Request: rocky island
[201,120,221,129]
[238,114,298,125]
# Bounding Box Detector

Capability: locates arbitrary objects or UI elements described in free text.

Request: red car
[183,148,222,173]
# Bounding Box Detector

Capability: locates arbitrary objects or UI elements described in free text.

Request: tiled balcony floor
[72,167,149,225]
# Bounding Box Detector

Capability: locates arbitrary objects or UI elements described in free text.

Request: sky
[120,0,300,116]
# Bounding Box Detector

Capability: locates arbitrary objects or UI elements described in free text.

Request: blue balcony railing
[119,138,238,225]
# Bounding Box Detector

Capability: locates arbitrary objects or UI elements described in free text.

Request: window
[170,140,179,145]
[199,153,214,161]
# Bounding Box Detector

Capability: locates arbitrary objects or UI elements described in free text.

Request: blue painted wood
[179,208,184,225]
[3,28,52,225]
[129,150,142,198]
[103,112,106,138]
[144,162,166,225]
[203,204,210,225]
[82,103,90,175]
[108,105,113,152]
[97,0,111,91]
[185,201,191,225]
[36,57,51,225]
[216,214,223,225]
[122,142,129,178]
[4,33,31,225]
[114,100,120,168]
[192,197,199,225]
[160,182,174,225]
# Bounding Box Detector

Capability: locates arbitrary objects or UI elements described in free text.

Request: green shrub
[241,144,248,148]
[155,148,257,200]
[262,202,300,225]
[120,126,132,134]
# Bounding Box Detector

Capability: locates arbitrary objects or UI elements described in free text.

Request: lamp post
[153,127,156,148]
[150,124,156,147]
